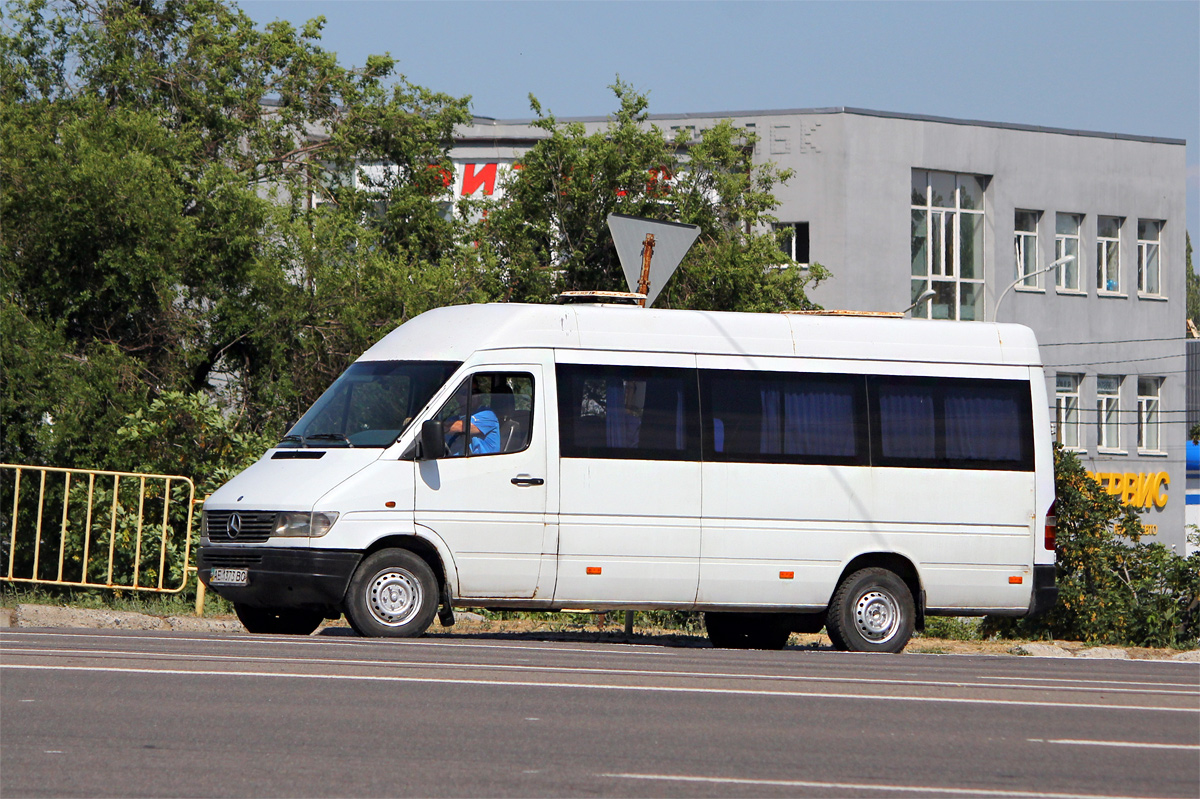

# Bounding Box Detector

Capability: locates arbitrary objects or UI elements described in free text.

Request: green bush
[984,446,1200,648]
[920,617,982,641]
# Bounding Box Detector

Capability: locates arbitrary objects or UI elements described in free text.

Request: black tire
[704,612,792,650]
[825,567,915,653]
[344,548,439,638]
[824,618,848,650]
[234,604,324,635]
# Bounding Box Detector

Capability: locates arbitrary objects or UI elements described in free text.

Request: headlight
[310,511,339,537]
[274,511,339,538]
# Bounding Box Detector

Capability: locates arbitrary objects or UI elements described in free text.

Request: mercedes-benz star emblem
[226,513,243,540]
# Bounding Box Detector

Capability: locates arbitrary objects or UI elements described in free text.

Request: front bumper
[198,545,362,612]
[1026,564,1058,617]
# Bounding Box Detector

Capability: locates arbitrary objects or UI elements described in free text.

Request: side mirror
[419,419,445,461]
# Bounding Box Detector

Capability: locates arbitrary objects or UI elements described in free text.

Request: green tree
[472,80,828,310]
[1186,232,1197,325]
[1,0,478,466]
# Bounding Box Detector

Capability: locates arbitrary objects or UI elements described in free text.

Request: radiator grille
[203,511,275,543]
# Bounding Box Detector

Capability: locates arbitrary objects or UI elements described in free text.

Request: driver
[445,377,500,455]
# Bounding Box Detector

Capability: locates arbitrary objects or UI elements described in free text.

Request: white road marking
[1,663,1195,713]
[1029,738,1199,751]
[996,675,1199,690]
[3,644,1196,697]
[600,772,1166,799]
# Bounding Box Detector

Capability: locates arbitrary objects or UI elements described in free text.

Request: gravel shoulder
[3,603,1197,661]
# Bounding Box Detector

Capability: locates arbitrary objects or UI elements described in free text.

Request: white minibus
[199,303,1057,652]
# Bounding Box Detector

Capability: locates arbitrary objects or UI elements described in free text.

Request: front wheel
[344,549,439,638]
[234,604,324,635]
[826,567,915,653]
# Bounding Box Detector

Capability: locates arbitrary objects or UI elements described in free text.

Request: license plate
[209,567,249,586]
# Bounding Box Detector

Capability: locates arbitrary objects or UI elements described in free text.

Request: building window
[1055,213,1082,292]
[911,169,988,321]
[1096,216,1123,293]
[1097,375,1121,450]
[1137,377,1162,453]
[1137,219,1163,296]
[777,222,810,264]
[1055,374,1082,449]
[1014,210,1041,288]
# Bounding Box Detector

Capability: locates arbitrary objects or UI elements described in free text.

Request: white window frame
[1055,374,1082,450]
[1137,377,1162,453]
[1096,216,1122,294]
[1014,210,1041,289]
[911,170,987,321]
[776,222,810,265]
[1137,220,1163,297]
[1055,213,1082,293]
[1096,375,1122,451]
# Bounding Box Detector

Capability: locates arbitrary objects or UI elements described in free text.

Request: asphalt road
[1,628,1197,798]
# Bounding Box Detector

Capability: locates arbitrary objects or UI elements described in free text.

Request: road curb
[8,603,243,634]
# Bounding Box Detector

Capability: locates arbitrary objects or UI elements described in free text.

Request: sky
[237,0,1200,238]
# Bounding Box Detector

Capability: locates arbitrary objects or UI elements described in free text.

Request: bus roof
[360,303,1042,367]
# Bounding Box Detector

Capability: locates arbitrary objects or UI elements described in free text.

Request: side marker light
[586,567,602,575]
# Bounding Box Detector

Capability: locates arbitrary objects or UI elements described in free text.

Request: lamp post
[991,255,1076,322]
[903,288,936,317]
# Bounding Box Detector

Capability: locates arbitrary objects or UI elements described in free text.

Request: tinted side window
[557,364,699,460]
[869,376,1034,471]
[701,371,867,465]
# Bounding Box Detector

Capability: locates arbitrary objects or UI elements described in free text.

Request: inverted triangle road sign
[607,214,700,307]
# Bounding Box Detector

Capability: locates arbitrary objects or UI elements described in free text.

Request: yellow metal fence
[1,464,197,594]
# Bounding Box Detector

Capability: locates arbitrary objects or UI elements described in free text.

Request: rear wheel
[825,567,915,653]
[704,612,792,650]
[234,604,323,635]
[344,548,439,638]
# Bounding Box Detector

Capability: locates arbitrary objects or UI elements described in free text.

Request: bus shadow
[315,625,833,650]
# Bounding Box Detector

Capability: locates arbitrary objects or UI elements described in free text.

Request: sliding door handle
[511,476,545,486]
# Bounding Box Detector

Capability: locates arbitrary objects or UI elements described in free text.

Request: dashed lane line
[1029,738,1199,751]
[598,772,1178,799]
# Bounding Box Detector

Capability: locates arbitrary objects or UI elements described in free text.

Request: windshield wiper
[277,434,307,447]
[304,433,354,447]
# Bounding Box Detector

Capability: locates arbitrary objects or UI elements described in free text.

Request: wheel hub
[854,590,899,643]
[367,569,422,627]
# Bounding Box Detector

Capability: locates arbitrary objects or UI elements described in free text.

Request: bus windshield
[280,360,461,448]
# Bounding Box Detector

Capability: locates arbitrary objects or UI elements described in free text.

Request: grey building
[449,107,1189,551]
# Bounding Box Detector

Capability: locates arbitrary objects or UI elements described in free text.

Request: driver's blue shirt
[448,408,501,455]
[468,408,500,454]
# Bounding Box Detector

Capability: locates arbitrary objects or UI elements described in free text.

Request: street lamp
[991,254,1076,322]
[903,288,936,316]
